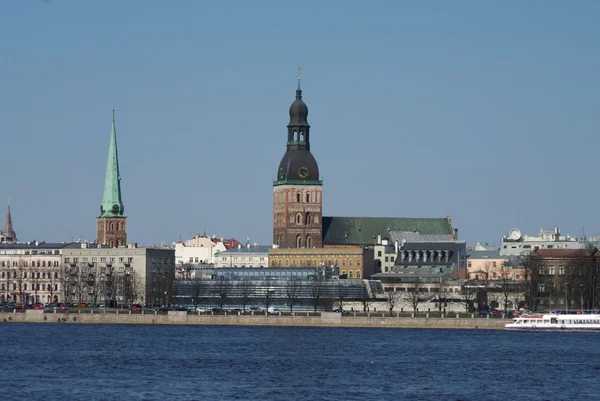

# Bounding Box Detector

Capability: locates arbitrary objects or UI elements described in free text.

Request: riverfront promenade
[0,310,506,329]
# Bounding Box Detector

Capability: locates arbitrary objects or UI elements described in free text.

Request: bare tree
[1,266,11,302]
[434,280,448,315]
[72,264,87,306]
[565,252,599,310]
[120,271,141,305]
[359,283,371,313]
[29,266,41,304]
[334,284,350,313]
[498,262,518,314]
[236,280,255,312]
[385,290,401,315]
[309,281,327,312]
[460,285,477,313]
[102,266,118,308]
[191,278,209,309]
[405,280,422,314]
[285,279,301,312]
[521,253,543,311]
[262,286,275,311]
[86,266,102,306]
[46,265,61,304]
[213,276,231,310]
[15,259,27,305]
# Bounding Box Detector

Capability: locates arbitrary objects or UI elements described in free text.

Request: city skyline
[2,1,599,246]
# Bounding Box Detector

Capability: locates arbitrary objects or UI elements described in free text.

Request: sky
[1,1,599,247]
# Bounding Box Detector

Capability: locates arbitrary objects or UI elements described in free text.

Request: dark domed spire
[275,79,320,183]
[288,87,309,127]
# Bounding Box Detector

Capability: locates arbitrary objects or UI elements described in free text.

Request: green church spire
[100,110,124,217]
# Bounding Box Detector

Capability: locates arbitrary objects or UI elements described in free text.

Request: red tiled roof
[534,248,596,258]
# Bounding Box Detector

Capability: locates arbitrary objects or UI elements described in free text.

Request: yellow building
[269,247,366,279]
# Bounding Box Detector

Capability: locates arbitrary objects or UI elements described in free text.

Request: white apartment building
[500,227,585,256]
[213,244,271,268]
[174,235,242,266]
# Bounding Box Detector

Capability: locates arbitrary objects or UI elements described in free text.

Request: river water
[2,323,599,400]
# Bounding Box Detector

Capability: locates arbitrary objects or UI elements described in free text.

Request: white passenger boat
[505,310,600,330]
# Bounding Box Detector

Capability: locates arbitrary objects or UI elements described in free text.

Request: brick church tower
[97,111,127,247]
[273,80,323,248]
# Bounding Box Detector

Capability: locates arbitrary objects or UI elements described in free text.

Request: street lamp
[580,284,584,313]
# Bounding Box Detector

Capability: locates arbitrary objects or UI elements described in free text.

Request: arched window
[307,260,311,267]
[349,271,354,278]
[42,261,46,267]
[314,215,319,224]
[356,271,361,279]
[24,284,28,291]
[297,192,301,202]
[278,260,282,267]
[37,261,41,267]
[47,284,51,291]
[306,235,312,248]
[296,235,302,248]
[305,213,311,225]
[296,213,302,225]
[110,222,115,231]
[299,131,304,142]
[290,214,294,224]
[306,192,310,203]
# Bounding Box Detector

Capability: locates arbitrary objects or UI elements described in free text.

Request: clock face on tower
[298,166,309,179]
[112,204,120,213]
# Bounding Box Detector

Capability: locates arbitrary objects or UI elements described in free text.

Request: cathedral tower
[273,80,323,248]
[97,111,127,247]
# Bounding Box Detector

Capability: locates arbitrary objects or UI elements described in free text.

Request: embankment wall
[0,310,506,330]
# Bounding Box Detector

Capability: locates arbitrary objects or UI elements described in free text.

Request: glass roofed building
[172,267,383,311]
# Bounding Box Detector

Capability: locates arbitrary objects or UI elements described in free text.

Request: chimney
[81,243,88,249]
[394,240,399,254]
[377,235,382,245]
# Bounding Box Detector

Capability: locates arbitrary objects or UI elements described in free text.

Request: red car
[129,304,142,311]
[33,304,43,310]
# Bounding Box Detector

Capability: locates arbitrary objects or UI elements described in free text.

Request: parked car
[129,304,143,311]
[267,307,280,313]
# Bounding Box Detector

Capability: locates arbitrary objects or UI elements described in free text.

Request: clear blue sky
[1,1,599,247]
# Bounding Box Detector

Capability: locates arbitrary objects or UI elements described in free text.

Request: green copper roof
[322,216,454,246]
[99,112,124,217]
